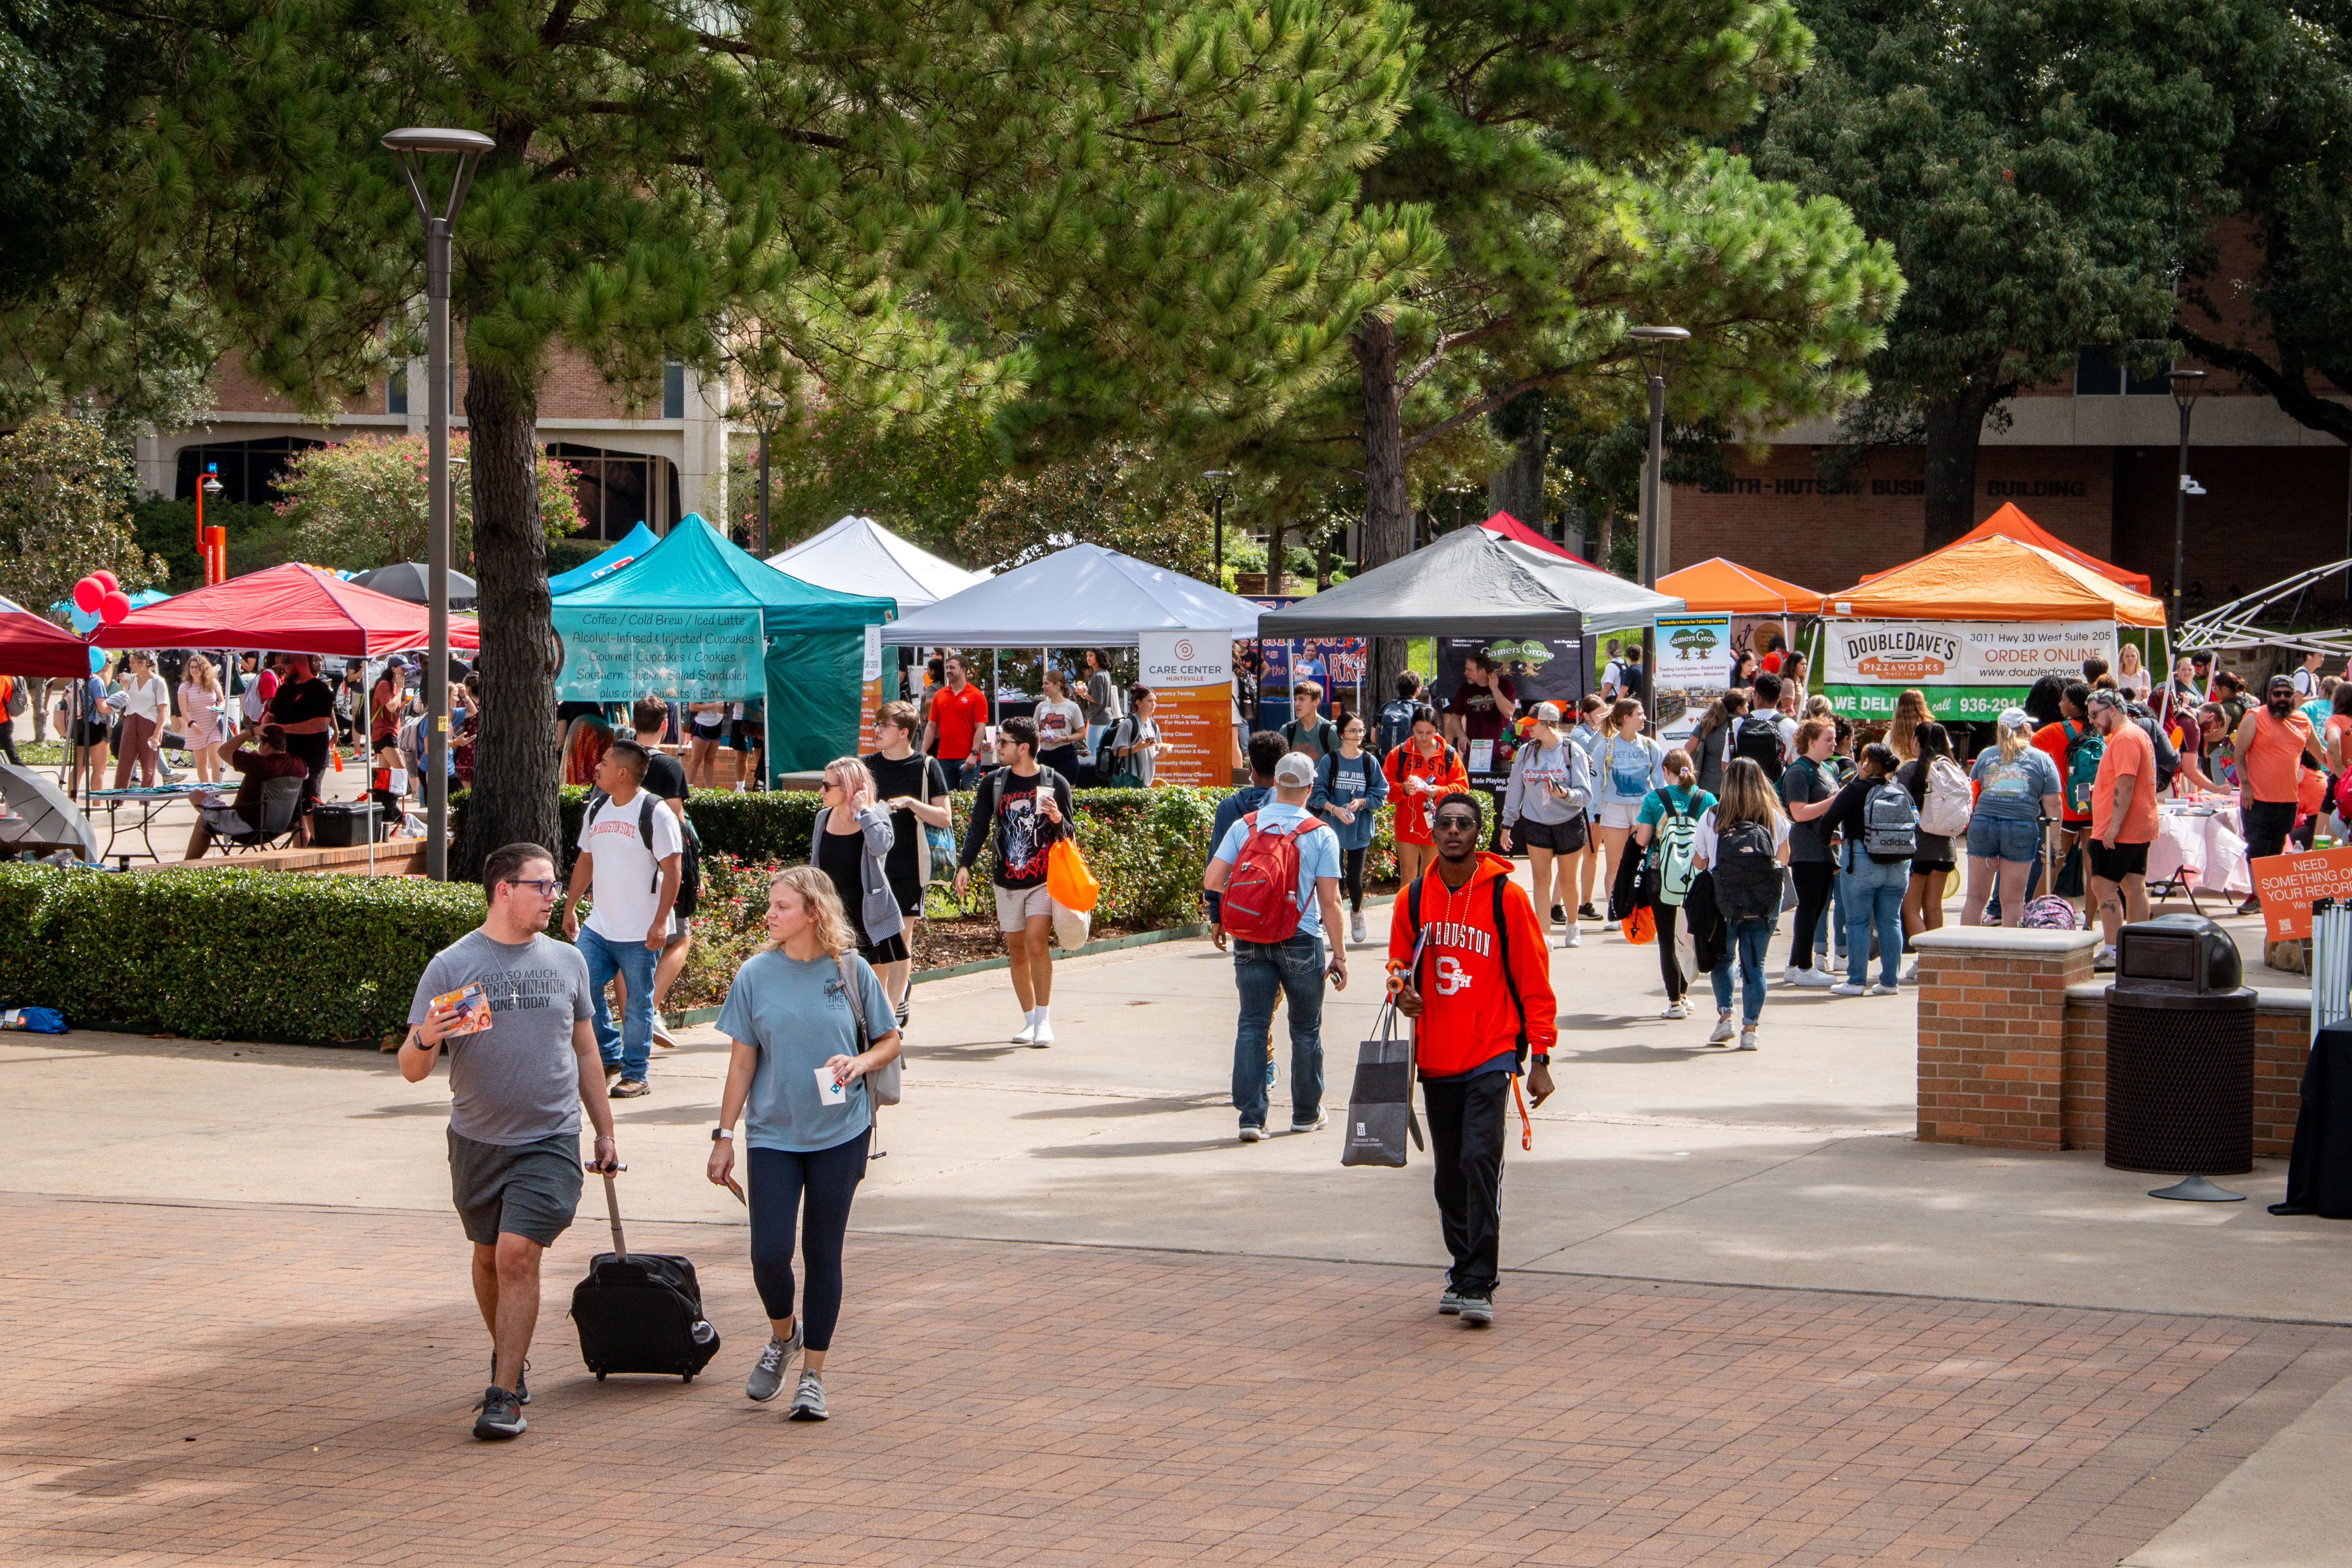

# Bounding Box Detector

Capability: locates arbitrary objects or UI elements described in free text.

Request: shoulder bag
[834,953,901,1107]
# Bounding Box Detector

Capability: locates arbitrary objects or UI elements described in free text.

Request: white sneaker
[1011,1013,1037,1044]
[1867,982,1900,997]
[1829,982,1867,996]
[1791,969,1835,989]
[1560,923,1581,948]
[1707,1012,1737,1044]
[649,1010,676,1049]
[1780,964,1801,987]
[1736,1028,1758,1051]
[1350,911,1367,945]
[1901,959,1921,984]
[1663,998,1690,1020]
[1603,920,1620,932]
[1028,1009,1054,1047]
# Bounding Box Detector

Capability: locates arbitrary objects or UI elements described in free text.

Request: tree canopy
[0,414,164,619]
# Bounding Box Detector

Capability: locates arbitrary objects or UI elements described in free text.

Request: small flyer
[434,981,493,1037]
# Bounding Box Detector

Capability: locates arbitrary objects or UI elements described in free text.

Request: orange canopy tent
[1823,536,2166,627]
[1861,503,2153,594]
[1656,558,1821,613]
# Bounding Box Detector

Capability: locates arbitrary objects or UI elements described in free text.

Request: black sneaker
[1577,902,1598,921]
[490,1355,530,1405]
[473,1385,526,1440]
[1550,903,1567,924]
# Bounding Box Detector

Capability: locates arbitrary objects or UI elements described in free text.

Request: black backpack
[1712,818,1784,922]
[2129,706,2179,793]
[1732,715,1784,780]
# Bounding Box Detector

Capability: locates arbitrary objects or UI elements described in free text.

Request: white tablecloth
[2147,802,2251,896]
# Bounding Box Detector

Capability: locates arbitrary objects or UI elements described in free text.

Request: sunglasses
[504,877,563,897]
[1432,814,1480,830]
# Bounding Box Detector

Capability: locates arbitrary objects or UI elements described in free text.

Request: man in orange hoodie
[1391,792,1557,1325]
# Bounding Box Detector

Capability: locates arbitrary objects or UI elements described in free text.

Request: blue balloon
[88,646,105,673]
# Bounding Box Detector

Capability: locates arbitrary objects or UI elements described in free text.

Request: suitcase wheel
[682,1374,693,1384]
[596,1371,606,1381]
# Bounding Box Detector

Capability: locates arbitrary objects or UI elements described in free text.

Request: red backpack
[1221,812,1319,943]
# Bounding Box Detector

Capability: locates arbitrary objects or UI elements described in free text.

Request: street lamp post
[1204,470,1235,582]
[757,426,771,558]
[195,465,222,583]
[1628,326,1690,590]
[382,126,493,882]
[2167,369,2208,628]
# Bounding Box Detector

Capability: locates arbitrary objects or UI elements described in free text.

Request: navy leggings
[747,1129,869,1352]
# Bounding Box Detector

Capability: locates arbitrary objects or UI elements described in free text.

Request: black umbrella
[351,562,478,611]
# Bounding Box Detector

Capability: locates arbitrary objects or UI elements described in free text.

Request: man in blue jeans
[1203,751,1349,1142]
[561,740,683,1098]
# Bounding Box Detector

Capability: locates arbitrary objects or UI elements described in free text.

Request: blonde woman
[1886,688,1931,761]
[808,754,905,977]
[1963,707,2066,926]
[1693,758,1791,1050]
[708,866,902,1422]
[178,654,227,783]
[2116,642,2150,702]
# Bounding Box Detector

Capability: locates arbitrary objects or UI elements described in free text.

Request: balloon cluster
[72,570,130,625]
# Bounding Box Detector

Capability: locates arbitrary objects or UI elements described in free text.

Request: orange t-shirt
[2090,720,2158,844]
[2241,708,2315,805]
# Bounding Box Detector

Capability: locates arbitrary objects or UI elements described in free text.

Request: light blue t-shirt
[1970,746,2064,822]
[1211,800,1341,940]
[716,948,894,1153]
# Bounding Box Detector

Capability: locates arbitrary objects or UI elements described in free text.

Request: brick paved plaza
[5,1188,2344,1568]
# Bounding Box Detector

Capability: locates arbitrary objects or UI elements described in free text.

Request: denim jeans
[1709,918,1774,1025]
[1840,855,1909,986]
[1231,932,1327,1130]
[577,924,658,1082]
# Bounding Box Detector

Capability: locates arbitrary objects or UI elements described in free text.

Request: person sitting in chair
[184,723,311,859]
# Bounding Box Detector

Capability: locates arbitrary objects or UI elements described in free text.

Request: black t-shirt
[816,824,869,938]
[866,750,950,899]
[1778,754,1836,864]
[268,677,335,764]
[963,766,1072,889]
[642,750,690,806]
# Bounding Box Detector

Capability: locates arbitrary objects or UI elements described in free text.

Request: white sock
[1033,1004,1050,1023]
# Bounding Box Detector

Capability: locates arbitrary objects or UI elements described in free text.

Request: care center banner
[1138,629,1232,786]
[553,607,766,702]
[1823,618,2118,722]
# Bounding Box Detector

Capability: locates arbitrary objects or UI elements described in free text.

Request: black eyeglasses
[504,877,563,897]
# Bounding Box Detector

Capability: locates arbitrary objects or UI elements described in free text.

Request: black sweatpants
[1788,863,1834,969]
[1652,900,1686,1001]
[747,1130,869,1352]
[1341,847,1367,912]
[1423,1071,1509,1296]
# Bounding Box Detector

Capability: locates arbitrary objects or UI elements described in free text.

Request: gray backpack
[1859,780,1918,860]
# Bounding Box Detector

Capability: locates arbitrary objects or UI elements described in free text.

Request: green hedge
[0,865,483,1044]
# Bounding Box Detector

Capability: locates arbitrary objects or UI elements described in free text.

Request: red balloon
[98,590,132,625]
[72,579,103,614]
[90,570,119,593]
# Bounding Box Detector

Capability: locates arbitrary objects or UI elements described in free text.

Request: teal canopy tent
[547,521,661,596]
[551,514,893,779]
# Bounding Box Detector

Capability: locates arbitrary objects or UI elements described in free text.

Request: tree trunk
[1266,517,1288,595]
[1355,315,1410,699]
[1596,502,1614,570]
[455,358,562,879]
[1921,374,2006,550]
[1488,429,1549,531]
[1315,527,1334,591]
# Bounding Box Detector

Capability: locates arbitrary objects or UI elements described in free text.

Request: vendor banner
[1139,629,1231,787]
[1438,635,1583,777]
[1653,613,1731,741]
[1822,618,2119,721]
[552,607,765,701]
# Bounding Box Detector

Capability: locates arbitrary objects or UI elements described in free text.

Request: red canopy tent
[1478,510,1597,567]
[87,563,480,653]
[1860,503,2153,594]
[0,595,98,677]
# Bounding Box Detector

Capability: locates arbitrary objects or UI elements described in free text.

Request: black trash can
[2105,914,2256,1176]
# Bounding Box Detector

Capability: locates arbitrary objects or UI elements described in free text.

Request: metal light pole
[2168,369,2208,628]
[195,465,222,583]
[1204,470,1235,581]
[757,426,771,557]
[382,127,493,882]
[1628,325,1690,589]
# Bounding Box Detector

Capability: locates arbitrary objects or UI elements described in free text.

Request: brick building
[134,344,731,542]
[1663,223,2352,605]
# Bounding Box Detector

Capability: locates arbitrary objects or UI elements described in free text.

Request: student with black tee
[865,700,952,1029]
[954,716,1073,1047]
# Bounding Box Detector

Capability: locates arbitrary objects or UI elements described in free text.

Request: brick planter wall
[1913,927,2099,1149]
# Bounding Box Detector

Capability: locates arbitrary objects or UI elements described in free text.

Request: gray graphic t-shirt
[406,931,595,1145]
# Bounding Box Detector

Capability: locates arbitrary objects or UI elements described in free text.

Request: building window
[387,370,407,415]
[2075,345,2170,396]
[661,362,686,420]
[543,442,683,540]
[175,438,327,505]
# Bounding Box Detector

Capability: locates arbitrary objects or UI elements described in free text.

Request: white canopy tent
[878,543,1261,647]
[767,515,991,612]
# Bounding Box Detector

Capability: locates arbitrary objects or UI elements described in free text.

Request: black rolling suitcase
[570,1171,721,1382]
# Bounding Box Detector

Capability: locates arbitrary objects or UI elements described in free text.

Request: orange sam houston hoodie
[1388,852,1558,1076]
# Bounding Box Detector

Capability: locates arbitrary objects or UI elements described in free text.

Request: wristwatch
[1530,1053,1551,1066]
[710,1127,733,1142]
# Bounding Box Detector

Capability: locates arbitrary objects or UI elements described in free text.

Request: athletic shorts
[447,1128,582,1247]
[2086,838,2151,882]
[1511,816,1586,852]
[1597,798,1642,831]
[858,931,910,967]
[994,882,1052,931]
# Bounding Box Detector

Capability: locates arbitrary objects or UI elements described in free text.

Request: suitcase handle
[602,1171,628,1262]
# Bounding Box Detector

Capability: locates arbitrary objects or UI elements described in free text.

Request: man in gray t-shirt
[399,841,618,1441]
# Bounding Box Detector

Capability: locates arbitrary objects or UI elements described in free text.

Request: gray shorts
[199,804,254,837]
[447,1128,583,1247]
[993,882,1053,931]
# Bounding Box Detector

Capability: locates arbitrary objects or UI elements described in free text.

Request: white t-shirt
[1695,807,1790,866]
[2294,666,2320,698]
[118,674,169,725]
[578,791,685,942]
[1033,698,1087,751]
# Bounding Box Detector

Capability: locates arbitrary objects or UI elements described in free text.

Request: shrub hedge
[0,785,1405,1045]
